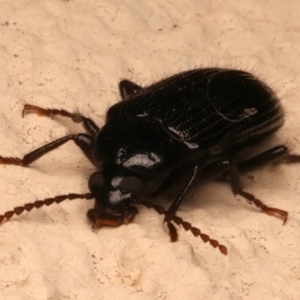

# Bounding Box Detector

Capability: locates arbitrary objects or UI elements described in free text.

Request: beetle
[0,67,298,255]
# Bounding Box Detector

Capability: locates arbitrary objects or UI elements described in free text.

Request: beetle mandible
[0,68,298,255]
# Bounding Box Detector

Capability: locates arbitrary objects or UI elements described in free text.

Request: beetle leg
[229,162,288,224]
[119,80,143,99]
[165,159,232,218]
[237,144,300,173]
[276,152,300,164]
[237,145,288,172]
[164,166,199,223]
[23,104,100,137]
[0,134,95,166]
[159,165,198,242]
[163,161,232,237]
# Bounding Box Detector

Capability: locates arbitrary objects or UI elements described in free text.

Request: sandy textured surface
[0,1,300,299]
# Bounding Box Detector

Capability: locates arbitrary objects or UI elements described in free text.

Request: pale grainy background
[0,1,300,299]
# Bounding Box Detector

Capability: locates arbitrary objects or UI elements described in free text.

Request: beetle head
[87,164,147,227]
[88,119,185,226]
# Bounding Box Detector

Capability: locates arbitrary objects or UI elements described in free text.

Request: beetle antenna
[0,193,93,223]
[136,200,228,255]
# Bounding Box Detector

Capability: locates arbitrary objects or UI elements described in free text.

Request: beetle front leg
[164,165,199,222]
[163,161,234,241]
[0,134,95,166]
[229,162,288,224]
[165,159,233,221]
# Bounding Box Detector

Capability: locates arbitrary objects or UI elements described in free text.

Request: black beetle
[0,68,298,255]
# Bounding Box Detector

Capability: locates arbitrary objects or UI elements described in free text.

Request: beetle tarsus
[23,104,83,123]
[229,161,288,223]
[237,189,288,223]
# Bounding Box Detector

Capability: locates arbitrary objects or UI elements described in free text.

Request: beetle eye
[88,171,104,194]
[119,176,144,195]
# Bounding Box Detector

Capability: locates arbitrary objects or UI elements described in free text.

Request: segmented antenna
[0,194,227,255]
[0,193,93,223]
[136,199,228,255]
